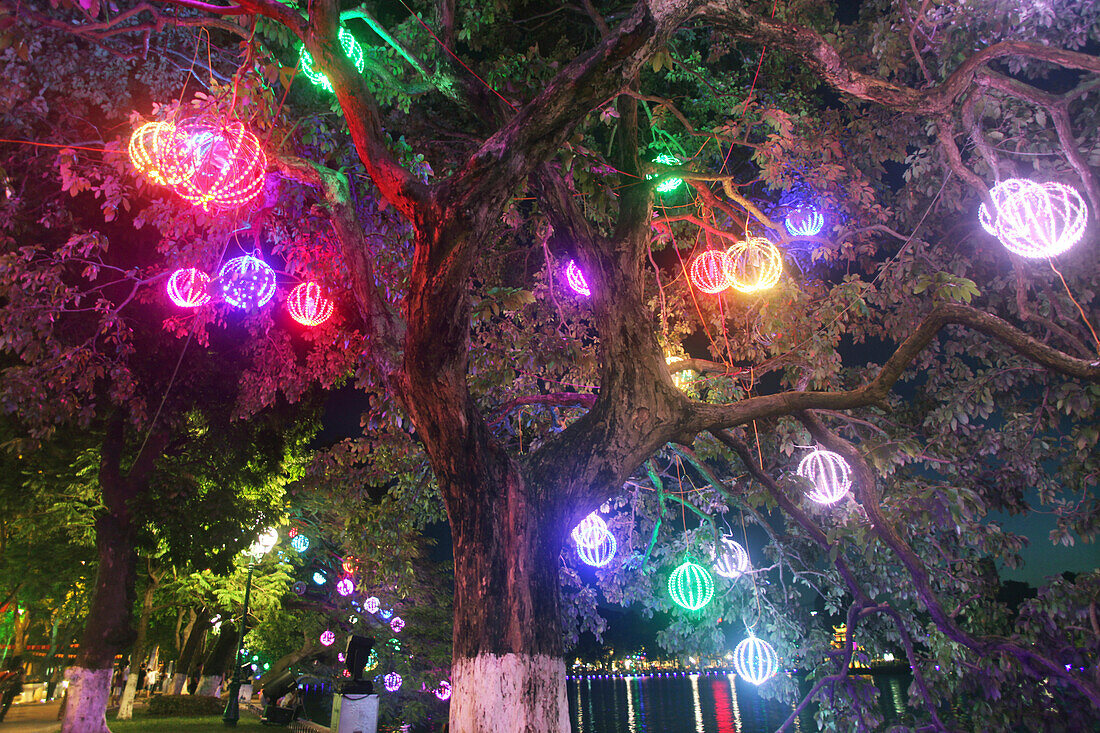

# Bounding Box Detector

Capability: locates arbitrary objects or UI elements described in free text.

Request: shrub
[147,694,226,716]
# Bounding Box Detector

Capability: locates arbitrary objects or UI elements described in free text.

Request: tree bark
[117,578,157,719]
[169,612,209,695]
[196,621,236,697]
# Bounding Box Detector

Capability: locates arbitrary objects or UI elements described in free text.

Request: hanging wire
[1048,258,1100,355]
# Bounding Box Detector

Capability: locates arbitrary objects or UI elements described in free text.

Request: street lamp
[223,527,278,726]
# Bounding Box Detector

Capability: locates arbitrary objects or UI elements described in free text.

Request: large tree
[6,0,1100,730]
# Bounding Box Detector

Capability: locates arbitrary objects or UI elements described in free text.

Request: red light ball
[287,282,334,326]
[689,250,730,294]
[166,268,212,308]
[165,120,267,211]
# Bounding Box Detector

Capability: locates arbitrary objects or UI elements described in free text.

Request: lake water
[568,672,911,732]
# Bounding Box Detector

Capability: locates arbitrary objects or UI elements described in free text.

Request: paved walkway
[0,701,61,732]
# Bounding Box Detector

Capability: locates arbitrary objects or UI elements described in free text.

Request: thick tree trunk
[197,621,236,697]
[117,580,157,719]
[170,612,209,695]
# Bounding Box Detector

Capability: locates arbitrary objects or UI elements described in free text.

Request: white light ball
[713,536,750,580]
[796,448,852,504]
[978,178,1035,235]
[576,526,617,567]
[733,635,778,685]
[995,181,1088,258]
[570,512,608,548]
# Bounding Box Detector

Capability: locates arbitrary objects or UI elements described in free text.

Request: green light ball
[668,560,714,610]
[648,153,683,193]
[300,28,366,93]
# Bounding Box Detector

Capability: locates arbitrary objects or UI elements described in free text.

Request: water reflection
[690,675,704,732]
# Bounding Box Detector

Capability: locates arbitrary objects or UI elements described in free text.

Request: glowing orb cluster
[796,448,851,504]
[287,281,334,326]
[299,27,366,93]
[219,255,277,309]
[390,616,405,633]
[571,513,616,567]
[383,672,403,692]
[981,179,1088,258]
[713,536,750,580]
[648,153,683,193]
[733,635,778,684]
[785,205,825,237]
[434,680,452,701]
[291,535,310,552]
[668,561,714,610]
[726,237,783,293]
[320,630,336,647]
[364,596,380,614]
[689,250,731,294]
[565,260,591,296]
[166,268,212,308]
[336,576,355,596]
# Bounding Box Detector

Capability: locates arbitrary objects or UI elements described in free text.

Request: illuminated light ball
[337,652,346,663]
[288,527,298,538]
[785,205,825,237]
[726,237,783,294]
[287,281,335,326]
[364,596,380,614]
[565,260,591,297]
[647,153,683,193]
[434,680,452,701]
[167,120,267,210]
[291,535,310,553]
[689,250,731,294]
[390,616,405,633]
[576,526,617,568]
[336,576,355,596]
[312,571,327,585]
[570,512,608,549]
[320,630,336,647]
[379,608,393,621]
[291,581,307,596]
[384,672,403,692]
[342,556,357,575]
[796,448,852,504]
[166,268,212,308]
[713,536,750,580]
[994,181,1088,258]
[668,561,715,611]
[733,635,779,685]
[978,178,1035,235]
[128,121,196,186]
[365,649,378,671]
[219,255,276,309]
[299,27,366,93]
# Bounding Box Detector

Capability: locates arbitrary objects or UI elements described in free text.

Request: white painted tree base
[61,666,111,733]
[169,672,187,695]
[117,671,139,719]
[196,674,223,697]
[450,654,568,733]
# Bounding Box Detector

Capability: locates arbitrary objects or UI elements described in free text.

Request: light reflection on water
[568,673,908,733]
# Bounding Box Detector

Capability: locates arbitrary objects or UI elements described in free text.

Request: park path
[0,701,61,732]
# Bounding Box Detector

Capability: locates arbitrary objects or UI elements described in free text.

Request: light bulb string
[1048,257,1100,356]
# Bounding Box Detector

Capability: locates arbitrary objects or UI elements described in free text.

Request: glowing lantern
[320,630,336,647]
[288,527,299,538]
[166,268,211,308]
[668,561,714,610]
[167,120,267,210]
[648,153,683,193]
[287,281,334,326]
[576,526,616,567]
[365,649,378,670]
[384,672,403,692]
[689,250,731,294]
[570,513,608,548]
[978,178,1035,235]
[796,448,851,504]
[291,535,309,552]
[733,635,778,684]
[336,577,355,596]
[380,608,393,621]
[434,680,452,701]
[713,536,749,580]
[565,260,591,296]
[993,181,1088,258]
[299,27,366,93]
[219,255,276,310]
[312,571,327,585]
[785,206,824,236]
[390,616,405,633]
[129,121,194,186]
[342,557,357,575]
[726,237,782,293]
[291,581,306,596]
[364,596,380,614]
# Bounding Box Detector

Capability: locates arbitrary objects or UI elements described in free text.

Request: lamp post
[223,527,278,726]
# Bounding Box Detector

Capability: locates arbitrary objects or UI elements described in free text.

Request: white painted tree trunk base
[450,654,568,733]
[117,670,139,719]
[169,672,187,695]
[196,674,222,697]
[61,666,111,733]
